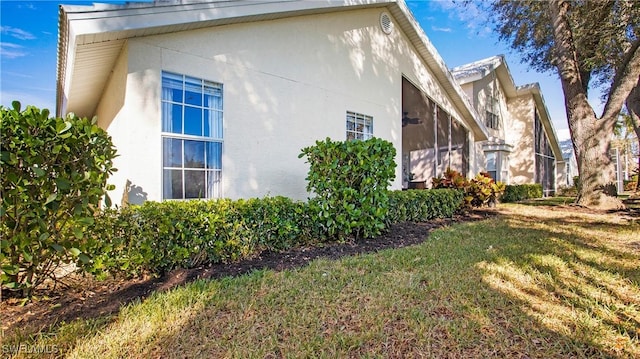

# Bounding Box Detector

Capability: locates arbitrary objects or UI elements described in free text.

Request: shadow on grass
[62,207,639,358]
[475,209,640,358]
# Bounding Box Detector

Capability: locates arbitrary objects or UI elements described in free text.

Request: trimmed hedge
[386,189,463,223]
[501,184,543,203]
[83,189,463,278]
[83,197,313,277]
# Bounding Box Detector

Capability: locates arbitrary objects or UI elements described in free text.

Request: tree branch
[626,81,640,140]
[601,37,640,121]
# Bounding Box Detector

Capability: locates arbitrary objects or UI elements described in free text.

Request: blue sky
[1,0,572,140]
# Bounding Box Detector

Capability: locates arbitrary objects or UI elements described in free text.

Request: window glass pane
[206,142,222,169]
[184,170,206,199]
[184,106,203,136]
[486,152,496,170]
[163,169,183,199]
[162,73,183,103]
[204,110,223,138]
[184,77,202,106]
[163,104,182,133]
[184,140,205,168]
[207,170,221,199]
[204,87,223,110]
[161,102,172,132]
[163,138,183,167]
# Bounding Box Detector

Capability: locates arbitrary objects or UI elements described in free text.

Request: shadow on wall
[121,179,148,206]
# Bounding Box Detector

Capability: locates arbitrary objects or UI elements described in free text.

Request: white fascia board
[63,0,394,43]
[452,55,518,98]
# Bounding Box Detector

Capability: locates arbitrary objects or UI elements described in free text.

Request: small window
[485,95,500,130]
[486,152,497,181]
[346,111,373,140]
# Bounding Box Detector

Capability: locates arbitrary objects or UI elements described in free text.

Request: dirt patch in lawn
[1,210,496,337]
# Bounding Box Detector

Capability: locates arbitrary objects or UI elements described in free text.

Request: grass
[4,203,640,358]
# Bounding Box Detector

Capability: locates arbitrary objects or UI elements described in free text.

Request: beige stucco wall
[96,8,477,202]
[464,74,510,180]
[506,95,535,184]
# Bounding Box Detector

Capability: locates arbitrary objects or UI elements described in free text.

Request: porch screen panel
[534,111,555,195]
[451,118,469,175]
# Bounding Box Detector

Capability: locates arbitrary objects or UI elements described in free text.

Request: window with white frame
[346,111,373,140]
[161,71,223,199]
[485,95,500,130]
[486,151,497,181]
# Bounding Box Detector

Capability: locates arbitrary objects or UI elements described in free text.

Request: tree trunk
[627,83,640,192]
[548,0,624,210]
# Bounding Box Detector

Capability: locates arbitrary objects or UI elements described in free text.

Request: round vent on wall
[380,12,393,35]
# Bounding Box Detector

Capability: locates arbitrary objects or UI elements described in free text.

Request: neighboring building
[560,139,578,188]
[56,0,489,203]
[451,55,565,195]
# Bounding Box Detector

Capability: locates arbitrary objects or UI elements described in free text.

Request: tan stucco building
[452,55,565,195]
[56,0,489,203]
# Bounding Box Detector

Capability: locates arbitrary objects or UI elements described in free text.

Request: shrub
[501,184,544,202]
[83,197,313,278]
[1,102,117,296]
[467,172,505,207]
[431,169,504,208]
[386,189,463,223]
[299,138,396,240]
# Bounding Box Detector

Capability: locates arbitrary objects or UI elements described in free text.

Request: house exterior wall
[461,75,511,182]
[96,8,476,202]
[506,95,535,184]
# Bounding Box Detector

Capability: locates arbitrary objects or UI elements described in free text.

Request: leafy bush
[466,172,505,207]
[624,174,638,192]
[1,102,117,295]
[83,197,313,278]
[299,138,396,240]
[431,169,504,208]
[386,189,463,223]
[501,184,544,202]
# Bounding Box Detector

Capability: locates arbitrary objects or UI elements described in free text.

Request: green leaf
[32,166,46,177]
[77,217,94,226]
[44,193,58,205]
[69,248,81,257]
[1,265,19,275]
[73,227,84,239]
[78,253,91,264]
[51,243,64,252]
[56,121,73,134]
[55,178,71,190]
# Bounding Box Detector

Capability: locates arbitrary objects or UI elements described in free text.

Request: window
[161,72,223,199]
[346,111,373,140]
[486,152,497,181]
[485,95,500,130]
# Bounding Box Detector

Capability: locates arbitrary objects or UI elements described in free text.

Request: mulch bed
[1,210,496,336]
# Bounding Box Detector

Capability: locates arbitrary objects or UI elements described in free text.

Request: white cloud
[432,26,452,33]
[1,26,36,41]
[0,42,27,59]
[427,0,492,37]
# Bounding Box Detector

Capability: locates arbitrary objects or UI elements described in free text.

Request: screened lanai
[401,77,469,188]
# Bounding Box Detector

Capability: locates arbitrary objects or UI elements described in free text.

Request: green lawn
[5,203,640,358]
